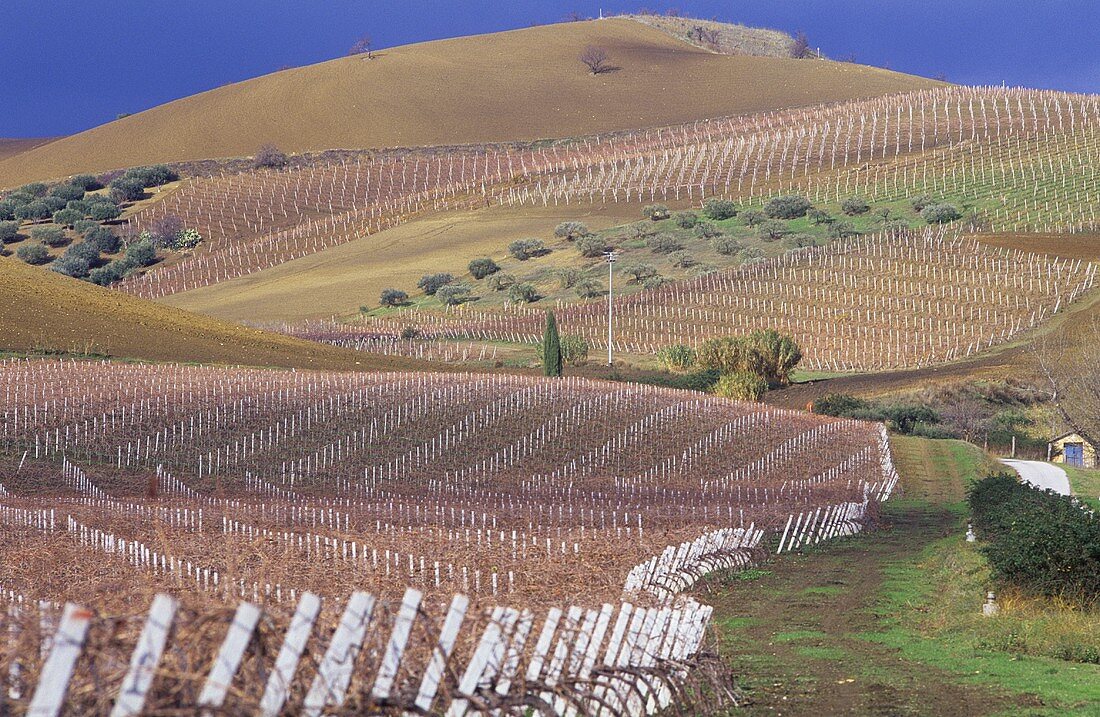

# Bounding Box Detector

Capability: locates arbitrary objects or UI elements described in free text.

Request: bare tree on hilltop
[580,46,613,74]
[349,35,373,58]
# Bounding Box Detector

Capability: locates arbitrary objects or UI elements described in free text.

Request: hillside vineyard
[118,86,1100,299]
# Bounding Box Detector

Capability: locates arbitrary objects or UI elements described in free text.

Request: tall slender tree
[542,311,563,377]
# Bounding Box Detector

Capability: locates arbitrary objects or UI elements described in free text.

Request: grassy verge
[1063,464,1100,510]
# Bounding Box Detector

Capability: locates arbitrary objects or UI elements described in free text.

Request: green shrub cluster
[969,473,1100,601]
[697,329,802,388]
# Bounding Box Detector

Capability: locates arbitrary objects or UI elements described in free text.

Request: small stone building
[1049,432,1097,468]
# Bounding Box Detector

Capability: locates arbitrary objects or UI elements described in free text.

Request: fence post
[110,594,177,717]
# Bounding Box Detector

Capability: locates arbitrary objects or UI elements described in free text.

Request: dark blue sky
[1,1,1095,137]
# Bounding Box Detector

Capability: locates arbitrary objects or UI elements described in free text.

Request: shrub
[740,209,765,226]
[537,333,589,366]
[694,221,721,239]
[783,233,816,249]
[881,403,939,434]
[556,267,581,288]
[714,371,768,401]
[656,344,696,371]
[31,226,68,247]
[88,262,126,285]
[487,273,516,292]
[253,144,289,169]
[85,227,121,254]
[0,200,16,221]
[575,235,608,258]
[44,197,68,213]
[66,241,101,265]
[436,283,472,306]
[921,203,962,224]
[643,276,671,290]
[702,198,738,220]
[764,195,812,219]
[910,194,934,213]
[16,243,50,265]
[673,211,699,229]
[574,279,601,299]
[646,234,682,254]
[807,208,834,225]
[508,282,538,303]
[71,217,96,233]
[711,236,741,255]
[51,208,83,227]
[49,184,85,202]
[50,253,91,278]
[148,215,184,247]
[736,247,765,264]
[841,196,871,215]
[124,165,178,187]
[668,250,695,268]
[379,288,408,307]
[468,257,500,279]
[554,221,590,240]
[88,201,122,221]
[15,201,52,221]
[508,238,546,260]
[0,221,19,243]
[758,219,788,241]
[18,182,47,198]
[417,272,453,295]
[125,239,157,267]
[698,329,802,387]
[642,204,670,221]
[69,174,101,191]
[109,177,146,203]
[969,474,1100,600]
[828,220,859,239]
[813,393,874,417]
[173,228,203,250]
[621,263,657,282]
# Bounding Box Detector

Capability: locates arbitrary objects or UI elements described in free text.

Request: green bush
[698,329,802,387]
[487,273,516,292]
[109,177,146,203]
[18,183,48,197]
[52,208,83,227]
[0,221,19,243]
[740,209,765,226]
[910,194,934,213]
[124,165,178,187]
[537,334,589,366]
[764,194,812,219]
[841,196,871,215]
[84,227,121,254]
[646,234,682,254]
[709,236,739,256]
[556,267,582,288]
[88,262,126,285]
[813,393,874,417]
[575,235,608,258]
[15,201,52,221]
[508,238,546,260]
[49,184,85,202]
[16,243,50,265]
[668,250,695,268]
[72,219,98,234]
[673,211,698,229]
[379,288,408,307]
[69,174,101,191]
[88,201,122,221]
[574,279,601,299]
[31,226,68,247]
[554,221,590,240]
[0,200,16,221]
[66,241,101,266]
[694,221,721,239]
[714,371,768,401]
[436,282,472,306]
[642,204,670,220]
[807,208,834,225]
[656,344,696,371]
[828,220,859,239]
[468,257,499,279]
[125,239,157,267]
[417,272,453,295]
[758,219,788,241]
[702,198,738,220]
[620,263,657,282]
[173,228,203,250]
[921,203,962,224]
[508,282,538,303]
[51,251,93,278]
[969,474,1100,600]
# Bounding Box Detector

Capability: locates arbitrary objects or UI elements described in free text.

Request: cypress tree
[542,311,563,377]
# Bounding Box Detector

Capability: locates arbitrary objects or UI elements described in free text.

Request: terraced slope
[0,18,939,187]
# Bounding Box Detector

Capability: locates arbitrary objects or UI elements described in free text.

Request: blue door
[1065,443,1084,467]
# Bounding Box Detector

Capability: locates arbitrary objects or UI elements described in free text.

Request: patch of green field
[1062,465,1100,510]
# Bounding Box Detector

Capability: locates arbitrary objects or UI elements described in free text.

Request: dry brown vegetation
[0,137,57,162]
[0,19,939,188]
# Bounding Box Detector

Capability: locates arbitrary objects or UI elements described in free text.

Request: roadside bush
[379,288,408,307]
[109,177,146,203]
[16,243,50,265]
[125,239,157,267]
[807,208,834,225]
[0,221,19,243]
[85,227,121,254]
[740,209,765,226]
[969,473,1100,600]
[436,282,472,306]
[508,282,538,303]
[556,267,582,289]
[554,221,590,240]
[49,184,85,202]
[764,195,812,219]
[921,203,962,224]
[758,219,788,241]
[711,236,741,255]
[487,273,516,292]
[15,201,52,222]
[31,226,68,247]
[694,221,721,239]
[656,344,696,371]
[253,144,289,169]
[841,196,871,215]
[468,257,499,280]
[508,238,546,260]
[620,263,657,282]
[673,211,698,229]
[51,208,83,227]
[910,194,934,213]
[69,174,101,191]
[575,235,608,258]
[642,204,670,221]
[417,272,453,295]
[702,198,738,220]
[88,201,122,221]
[574,279,601,299]
[646,234,682,254]
[714,371,768,401]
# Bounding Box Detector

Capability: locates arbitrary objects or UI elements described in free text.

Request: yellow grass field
[0,256,424,371]
[0,19,940,188]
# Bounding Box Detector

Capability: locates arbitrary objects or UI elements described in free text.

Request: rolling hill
[0,256,423,371]
[0,18,941,188]
[0,137,56,162]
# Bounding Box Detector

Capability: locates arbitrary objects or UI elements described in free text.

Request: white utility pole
[605,250,617,365]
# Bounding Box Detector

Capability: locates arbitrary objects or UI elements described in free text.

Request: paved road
[1001,459,1072,495]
